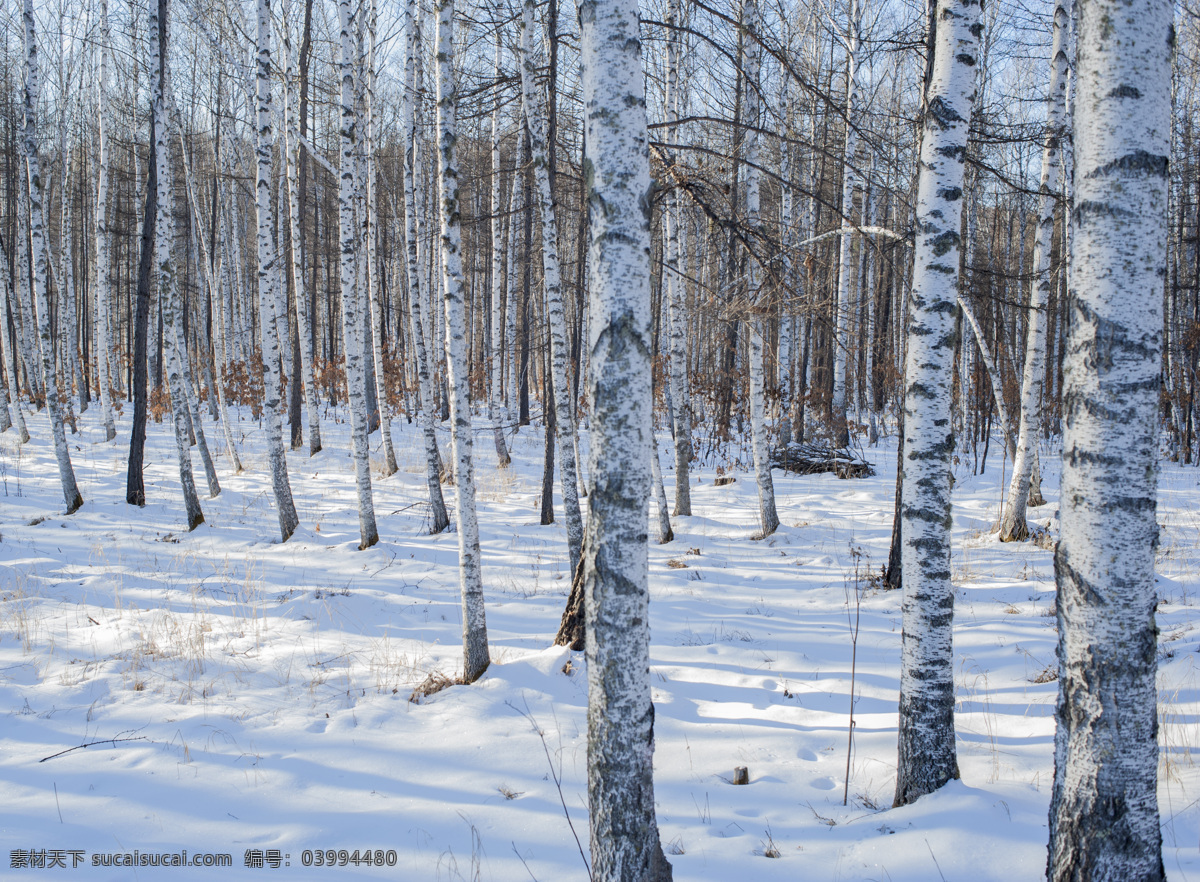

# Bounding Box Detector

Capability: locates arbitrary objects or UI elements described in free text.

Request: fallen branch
[770,443,874,479]
[40,736,149,763]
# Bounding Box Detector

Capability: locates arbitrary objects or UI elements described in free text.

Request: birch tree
[664,0,691,517]
[742,0,779,537]
[0,244,29,442]
[893,0,981,807]
[830,0,862,449]
[520,0,584,575]
[255,0,299,542]
[362,0,398,478]
[489,30,511,468]
[22,0,82,515]
[335,0,379,548]
[437,0,489,683]
[402,0,449,534]
[94,0,116,442]
[152,0,204,530]
[579,0,672,874]
[998,0,1070,542]
[1046,0,1169,872]
[283,8,321,457]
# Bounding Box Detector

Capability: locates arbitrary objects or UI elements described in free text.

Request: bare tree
[579,0,672,873]
[1046,0,1169,873]
[893,0,982,807]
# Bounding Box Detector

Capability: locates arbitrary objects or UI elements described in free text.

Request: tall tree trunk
[1046,0,1168,874]
[521,0,583,575]
[22,0,82,514]
[283,12,321,457]
[999,0,1070,542]
[363,0,397,477]
[0,241,29,441]
[126,99,157,506]
[94,0,117,442]
[489,32,511,467]
[437,0,490,683]
[256,0,299,542]
[664,0,691,517]
[152,9,204,531]
[403,0,449,534]
[336,0,379,548]
[893,0,981,808]
[830,0,861,448]
[741,0,779,537]
[579,0,672,876]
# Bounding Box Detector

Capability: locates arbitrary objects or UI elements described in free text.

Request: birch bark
[255,0,299,542]
[403,0,450,533]
[741,0,779,537]
[94,0,116,441]
[521,0,584,575]
[335,0,379,549]
[999,0,1071,542]
[893,0,981,807]
[489,31,511,467]
[22,0,82,514]
[363,0,398,477]
[283,13,322,457]
[437,0,490,682]
[152,16,204,531]
[1046,0,1169,873]
[830,0,861,448]
[664,0,691,517]
[0,243,29,441]
[579,0,672,874]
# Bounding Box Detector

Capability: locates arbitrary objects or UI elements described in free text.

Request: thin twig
[925,839,948,882]
[512,842,540,882]
[507,699,592,880]
[40,736,148,763]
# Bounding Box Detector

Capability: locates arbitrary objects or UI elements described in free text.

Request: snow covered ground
[1,403,1198,880]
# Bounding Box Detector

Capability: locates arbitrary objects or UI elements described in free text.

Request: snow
[1,406,1198,879]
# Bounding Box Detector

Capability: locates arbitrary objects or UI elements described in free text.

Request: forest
[0,0,1193,877]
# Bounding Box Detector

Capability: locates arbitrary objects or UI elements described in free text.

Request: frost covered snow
[2,405,1198,879]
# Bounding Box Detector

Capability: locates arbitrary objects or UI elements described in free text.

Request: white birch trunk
[0,243,29,441]
[403,0,449,533]
[1046,0,1168,873]
[830,0,861,448]
[489,32,511,467]
[22,0,82,514]
[152,26,205,531]
[15,179,41,405]
[862,163,878,445]
[999,0,1070,542]
[437,0,490,683]
[741,0,779,537]
[579,0,672,874]
[776,73,796,447]
[94,0,116,441]
[505,172,521,428]
[363,0,397,477]
[59,132,85,418]
[520,0,583,575]
[282,15,322,457]
[665,0,691,517]
[255,0,299,542]
[186,127,244,473]
[959,293,1016,459]
[336,0,379,548]
[175,322,220,498]
[893,0,981,807]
